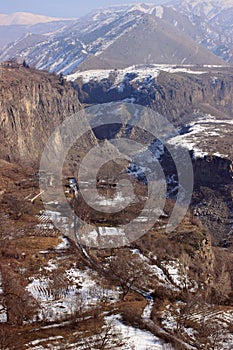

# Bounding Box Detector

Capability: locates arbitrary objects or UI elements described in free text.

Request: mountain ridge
[0,2,229,75]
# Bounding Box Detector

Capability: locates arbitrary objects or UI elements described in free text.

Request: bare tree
[108,250,147,300]
[86,321,124,350]
[178,251,191,292]
[98,322,117,349]
[1,264,38,325]
[0,325,24,350]
[47,272,71,301]
[0,230,9,252]
[196,316,228,350]
[69,293,87,325]
[212,262,231,305]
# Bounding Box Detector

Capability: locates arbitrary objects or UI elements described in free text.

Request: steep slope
[0,62,82,165]
[171,0,233,63]
[79,13,224,70]
[173,0,233,21]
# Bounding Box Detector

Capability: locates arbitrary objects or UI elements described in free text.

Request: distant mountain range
[0,12,69,26]
[0,0,232,74]
[0,12,76,50]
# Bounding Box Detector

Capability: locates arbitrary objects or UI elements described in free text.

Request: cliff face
[152,70,233,121]
[74,68,233,122]
[191,156,233,243]
[0,63,82,165]
[193,156,233,186]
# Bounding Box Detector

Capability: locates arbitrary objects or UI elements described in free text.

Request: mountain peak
[127,3,156,13]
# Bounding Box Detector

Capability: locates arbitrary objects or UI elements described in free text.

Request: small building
[67,177,79,198]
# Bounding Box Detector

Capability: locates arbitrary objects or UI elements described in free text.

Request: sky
[0,0,169,18]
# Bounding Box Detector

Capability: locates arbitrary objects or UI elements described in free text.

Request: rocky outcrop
[193,156,233,186]
[191,156,233,243]
[0,63,82,165]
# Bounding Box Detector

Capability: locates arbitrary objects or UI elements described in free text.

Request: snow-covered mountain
[0,13,76,51]
[171,0,233,63]
[0,12,68,26]
[0,1,231,74]
[174,0,232,20]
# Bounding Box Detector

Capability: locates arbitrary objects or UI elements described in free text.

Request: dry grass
[9,236,61,252]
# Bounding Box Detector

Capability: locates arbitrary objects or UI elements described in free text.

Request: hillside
[0,2,230,74]
[78,13,224,70]
[1,152,233,349]
[172,0,233,63]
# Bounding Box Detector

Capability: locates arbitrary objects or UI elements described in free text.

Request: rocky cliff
[0,62,82,166]
[193,156,233,186]
[73,67,233,123]
[191,156,233,243]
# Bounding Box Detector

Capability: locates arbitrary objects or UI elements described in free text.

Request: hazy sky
[0,0,169,18]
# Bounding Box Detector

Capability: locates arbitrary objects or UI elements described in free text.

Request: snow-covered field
[24,244,178,349]
[105,314,171,350]
[167,115,233,159]
[27,263,120,323]
[26,313,173,350]
[67,64,207,83]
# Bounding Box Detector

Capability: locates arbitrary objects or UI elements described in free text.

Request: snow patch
[106,314,168,349]
[67,64,207,83]
[56,236,70,250]
[155,6,164,19]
